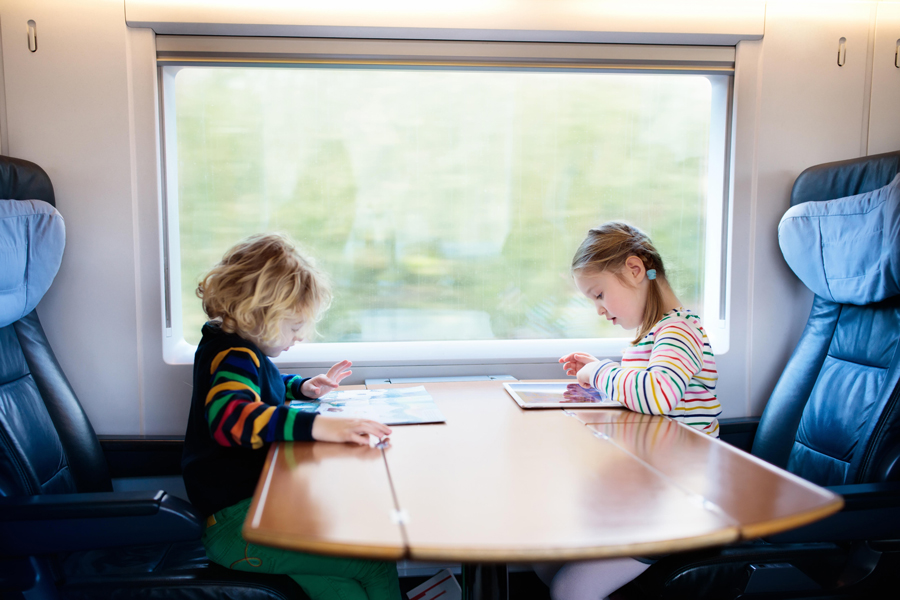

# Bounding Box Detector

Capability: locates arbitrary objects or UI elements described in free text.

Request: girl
[560,221,720,436]
[181,233,400,600]
[539,222,721,600]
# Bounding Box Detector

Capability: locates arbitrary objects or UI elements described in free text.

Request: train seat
[0,156,308,599]
[625,150,900,600]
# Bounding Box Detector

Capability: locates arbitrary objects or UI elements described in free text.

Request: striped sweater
[580,308,720,437]
[204,346,312,449]
[182,322,316,517]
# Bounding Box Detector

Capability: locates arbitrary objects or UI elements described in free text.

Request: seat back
[0,156,111,497]
[752,151,900,486]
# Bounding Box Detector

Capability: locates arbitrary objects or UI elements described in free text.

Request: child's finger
[348,432,369,445]
[349,423,385,445]
[358,420,392,438]
[326,360,352,379]
[325,361,349,378]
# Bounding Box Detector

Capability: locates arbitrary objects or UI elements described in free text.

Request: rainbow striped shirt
[580,308,720,437]
[205,346,312,449]
[182,323,316,517]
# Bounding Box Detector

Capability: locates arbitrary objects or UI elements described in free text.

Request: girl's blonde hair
[572,221,667,344]
[197,233,332,347]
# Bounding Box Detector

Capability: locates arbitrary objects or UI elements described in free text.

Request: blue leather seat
[624,151,900,599]
[0,156,309,599]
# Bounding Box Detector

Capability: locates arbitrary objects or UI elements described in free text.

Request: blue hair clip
[647,269,657,280]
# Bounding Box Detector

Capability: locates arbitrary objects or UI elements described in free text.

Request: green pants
[202,498,401,600]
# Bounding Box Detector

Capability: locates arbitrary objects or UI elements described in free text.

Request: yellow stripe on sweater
[648,374,665,414]
[210,347,260,375]
[205,381,261,406]
[249,406,277,449]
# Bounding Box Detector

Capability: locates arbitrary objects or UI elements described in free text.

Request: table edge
[242,527,408,560]
[405,526,741,563]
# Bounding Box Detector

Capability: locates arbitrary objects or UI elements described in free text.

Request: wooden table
[244,381,843,596]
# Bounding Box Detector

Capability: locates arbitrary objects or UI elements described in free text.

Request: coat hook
[27,20,37,53]
[837,37,846,67]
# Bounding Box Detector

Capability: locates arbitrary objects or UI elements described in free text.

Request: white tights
[532,558,650,600]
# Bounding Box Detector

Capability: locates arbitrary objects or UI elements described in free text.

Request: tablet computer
[503,381,621,409]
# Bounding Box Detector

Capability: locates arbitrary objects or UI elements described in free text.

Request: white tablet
[503,381,621,409]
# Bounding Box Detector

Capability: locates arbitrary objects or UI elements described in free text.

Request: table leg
[461,564,508,600]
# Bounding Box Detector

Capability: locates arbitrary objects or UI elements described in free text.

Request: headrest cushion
[0,200,65,328]
[778,172,900,305]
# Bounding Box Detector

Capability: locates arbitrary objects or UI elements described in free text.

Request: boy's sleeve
[283,374,313,401]
[205,348,315,448]
[587,320,705,415]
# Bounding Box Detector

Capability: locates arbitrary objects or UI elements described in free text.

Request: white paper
[406,569,461,600]
[291,385,445,425]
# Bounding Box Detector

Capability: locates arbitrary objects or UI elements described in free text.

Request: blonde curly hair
[197,233,332,347]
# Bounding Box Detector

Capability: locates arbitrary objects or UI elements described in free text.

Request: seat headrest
[778,172,900,305]
[0,199,65,328]
[0,156,56,205]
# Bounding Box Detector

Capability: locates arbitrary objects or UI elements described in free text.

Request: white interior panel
[868,1,900,155]
[716,38,764,418]
[747,0,877,416]
[126,0,766,45]
[0,0,141,434]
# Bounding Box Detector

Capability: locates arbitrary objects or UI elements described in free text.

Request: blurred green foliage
[173,66,712,345]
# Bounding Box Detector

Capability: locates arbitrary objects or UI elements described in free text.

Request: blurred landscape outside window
[169,66,715,346]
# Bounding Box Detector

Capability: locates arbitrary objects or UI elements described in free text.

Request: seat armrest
[0,491,203,556]
[719,417,760,453]
[763,482,900,543]
[98,435,185,478]
[828,482,900,509]
[1,490,168,520]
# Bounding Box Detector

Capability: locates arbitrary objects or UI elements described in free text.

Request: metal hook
[27,20,37,53]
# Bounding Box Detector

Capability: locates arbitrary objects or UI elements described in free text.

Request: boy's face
[258,315,306,358]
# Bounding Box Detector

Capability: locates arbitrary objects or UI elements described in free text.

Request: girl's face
[574,258,648,331]
[258,314,306,358]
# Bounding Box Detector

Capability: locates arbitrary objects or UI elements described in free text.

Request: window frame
[156,37,734,368]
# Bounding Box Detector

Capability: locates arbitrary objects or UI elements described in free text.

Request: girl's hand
[576,363,598,389]
[311,416,392,445]
[559,352,599,377]
[301,360,352,398]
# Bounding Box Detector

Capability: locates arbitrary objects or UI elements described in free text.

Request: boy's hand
[301,360,352,398]
[311,416,393,445]
[559,352,599,377]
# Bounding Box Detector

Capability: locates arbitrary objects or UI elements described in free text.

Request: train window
[157,38,733,365]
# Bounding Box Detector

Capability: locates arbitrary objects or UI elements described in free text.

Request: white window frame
[156,37,734,368]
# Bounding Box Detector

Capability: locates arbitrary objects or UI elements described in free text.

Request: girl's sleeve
[582,320,705,415]
[205,347,315,448]
[282,374,313,401]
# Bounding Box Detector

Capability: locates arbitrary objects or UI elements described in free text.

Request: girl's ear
[624,256,645,281]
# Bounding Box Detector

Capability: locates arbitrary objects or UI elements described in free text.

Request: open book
[290,385,445,425]
[503,381,621,409]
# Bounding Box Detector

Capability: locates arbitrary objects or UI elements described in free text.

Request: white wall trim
[126,0,766,46]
